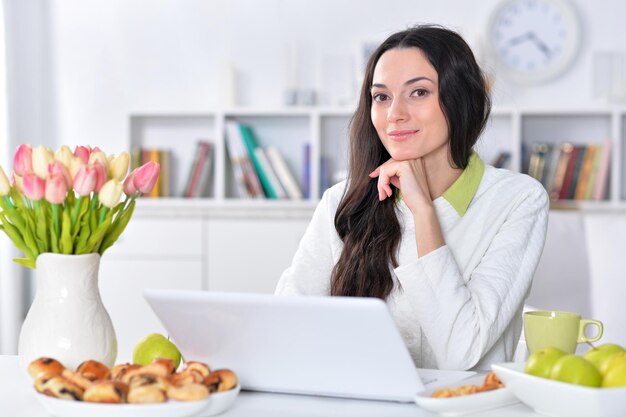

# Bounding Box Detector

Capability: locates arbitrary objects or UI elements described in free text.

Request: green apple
[584,343,626,370]
[132,333,182,368]
[599,352,626,378]
[550,354,602,387]
[602,362,626,387]
[524,347,567,379]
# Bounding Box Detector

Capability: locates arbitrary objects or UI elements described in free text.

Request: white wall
[8,0,624,151]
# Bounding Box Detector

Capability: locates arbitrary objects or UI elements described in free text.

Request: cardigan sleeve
[275,188,337,296]
[394,185,549,370]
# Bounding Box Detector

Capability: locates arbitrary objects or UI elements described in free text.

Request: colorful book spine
[184,142,210,198]
[266,146,303,200]
[574,144,596,200]
[195,143,214,198]
[567,145,587,200]
[254,148,287,199]
[238,124,278,199]
[593,140,612,201]
[558,145,580,200]
[225,121,257,198]
[550,143,573,200]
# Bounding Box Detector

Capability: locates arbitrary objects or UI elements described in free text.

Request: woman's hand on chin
[368,158,433,213]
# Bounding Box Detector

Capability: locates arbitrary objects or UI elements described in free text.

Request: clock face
[488,0,581,83]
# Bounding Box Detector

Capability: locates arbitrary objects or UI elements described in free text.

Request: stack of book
[130,147,172,198]
[182,141,214,198]
[224,120,303,200]
[525,141,612,201]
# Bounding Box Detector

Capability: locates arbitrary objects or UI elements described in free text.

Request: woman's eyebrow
[371,76,435,90]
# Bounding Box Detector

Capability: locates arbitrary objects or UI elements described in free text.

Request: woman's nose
[387,98,408,123]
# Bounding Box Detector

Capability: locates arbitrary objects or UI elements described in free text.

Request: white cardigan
[275,164,549,371]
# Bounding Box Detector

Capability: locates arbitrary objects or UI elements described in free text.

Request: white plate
[35,384,240,417]
[414,373,518,416]
[492,362,626,417]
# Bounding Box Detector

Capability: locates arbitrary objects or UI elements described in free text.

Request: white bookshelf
[129,106,626,210]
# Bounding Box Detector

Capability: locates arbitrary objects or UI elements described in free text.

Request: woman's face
[370,47,449,163]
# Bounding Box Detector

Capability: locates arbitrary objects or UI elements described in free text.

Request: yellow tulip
[89,151,108,167]
[108,152,130,181]
[0,166,11,196]
[32,145,54,179]
[68,156,85,181]
[54,145,74,168]
[98,179,123,208]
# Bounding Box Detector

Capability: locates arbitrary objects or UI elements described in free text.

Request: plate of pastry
[414,371,519,416]
[27,356,240,417]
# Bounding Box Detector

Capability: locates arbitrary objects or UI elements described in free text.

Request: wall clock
[487,0,582,84]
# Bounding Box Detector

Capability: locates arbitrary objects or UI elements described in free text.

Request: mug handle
[578,319,604,344]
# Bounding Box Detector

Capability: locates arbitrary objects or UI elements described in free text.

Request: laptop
[143,289,474,402]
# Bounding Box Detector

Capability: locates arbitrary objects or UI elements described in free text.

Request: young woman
[275,25,549,371]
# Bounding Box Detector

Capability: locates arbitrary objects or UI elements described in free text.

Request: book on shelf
[302,143,311,199]
[159,149,172,198]
[182,141,213,198]
[491,152,511,169]
[523,140,612,202]
[592,140,612,201]
[254,147,287,199]
[266,146,303,200]
[550,143,573,200]
[238,123,280,199]
[224,121,263,199]
[574,144,597,200]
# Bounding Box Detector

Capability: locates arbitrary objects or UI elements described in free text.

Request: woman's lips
[388,130,418,141]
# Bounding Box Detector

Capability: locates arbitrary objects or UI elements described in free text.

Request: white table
[0,356,538,416]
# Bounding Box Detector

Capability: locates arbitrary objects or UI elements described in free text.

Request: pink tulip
[48,160,71,188]
[73,164,97,196]
[74,146,91,164]
[22,173,46,201]
[93,162,107,192]
[123,168,138,195]
[13,144,33,177]
[133,162,160,194]
[45,174,68,204]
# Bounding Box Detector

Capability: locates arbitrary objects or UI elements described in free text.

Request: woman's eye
[372,93,389,102]
[411,88,429,97]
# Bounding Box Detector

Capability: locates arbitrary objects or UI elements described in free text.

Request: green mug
[524,311,603,354]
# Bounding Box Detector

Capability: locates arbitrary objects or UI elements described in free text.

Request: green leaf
[75,217,91,254]
[9,187,25,209]
[0,213,34,259]
[21,212,40,258]
[0,196,26,231]
[99,200,135,255]
[35,203,49,253]
[60,208,73,254]
[13,257,36,269]
[84,211,112,253]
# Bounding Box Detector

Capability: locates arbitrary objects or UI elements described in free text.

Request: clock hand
[505,32,533,47]
[528,32,552,58]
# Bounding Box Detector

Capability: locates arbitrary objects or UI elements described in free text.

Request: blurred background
[1,0,626,361]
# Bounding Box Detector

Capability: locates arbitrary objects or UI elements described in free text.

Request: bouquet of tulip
[0,144,160,269]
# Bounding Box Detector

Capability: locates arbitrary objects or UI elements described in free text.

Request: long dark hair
[330,25,491,299]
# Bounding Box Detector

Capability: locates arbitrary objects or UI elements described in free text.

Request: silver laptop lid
[143,289,422,401]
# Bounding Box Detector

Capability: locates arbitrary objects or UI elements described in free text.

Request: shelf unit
[128,106,626,210]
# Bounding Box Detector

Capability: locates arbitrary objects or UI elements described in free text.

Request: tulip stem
[99,207,107,225]
[3,196,14,209]
[72,196,82,228]
[51,204,60,236]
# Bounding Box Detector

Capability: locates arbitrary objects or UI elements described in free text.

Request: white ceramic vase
[18,253,117,371]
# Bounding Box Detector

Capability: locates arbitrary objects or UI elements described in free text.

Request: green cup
[524,311,603,354]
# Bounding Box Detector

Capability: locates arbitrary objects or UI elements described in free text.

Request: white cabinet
[98,216,204,363]
[205,216,310,294]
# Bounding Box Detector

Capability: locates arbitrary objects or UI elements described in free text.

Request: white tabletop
[0,356,539,417]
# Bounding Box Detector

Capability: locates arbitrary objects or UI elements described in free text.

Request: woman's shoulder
[480,165,549,203]
[320,180,348,206]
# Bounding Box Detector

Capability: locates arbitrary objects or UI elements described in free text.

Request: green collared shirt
[442,153,485,217]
